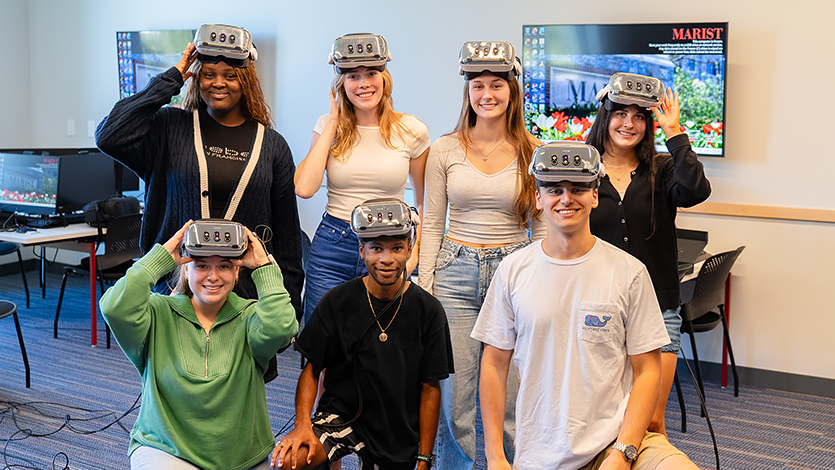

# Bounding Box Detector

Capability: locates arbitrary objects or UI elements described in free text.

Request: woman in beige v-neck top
[418,42,543,470]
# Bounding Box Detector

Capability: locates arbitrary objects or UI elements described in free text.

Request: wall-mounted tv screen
[523,22,728,157]
[117,29,196,104]
[0,153,59,215]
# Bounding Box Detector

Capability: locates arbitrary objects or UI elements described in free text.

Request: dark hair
[182,60,274,128]
[535,179,599,190]
[359,233,412,245]
[585,100,659,236]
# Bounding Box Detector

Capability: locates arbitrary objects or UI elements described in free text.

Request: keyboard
[7,212,87,229]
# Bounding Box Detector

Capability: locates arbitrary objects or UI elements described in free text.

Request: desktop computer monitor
[56,152,119,214]
[0,152,59,215]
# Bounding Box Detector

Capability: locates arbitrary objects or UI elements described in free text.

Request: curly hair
[451,73,542,229]
[182,60,273,128]
[327,69,419,162]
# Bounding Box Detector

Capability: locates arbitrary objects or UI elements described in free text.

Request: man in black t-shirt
[272,200,453,470]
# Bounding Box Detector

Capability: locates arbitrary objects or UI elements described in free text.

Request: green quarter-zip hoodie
[101,244,298,469]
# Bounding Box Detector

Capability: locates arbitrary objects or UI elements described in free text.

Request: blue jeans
[661,306,682,353]
[432,238,530,470]
[303,213,368,325]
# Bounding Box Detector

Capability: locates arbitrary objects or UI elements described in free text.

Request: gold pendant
[379,332,388,342]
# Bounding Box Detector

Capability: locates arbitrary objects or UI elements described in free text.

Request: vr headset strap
[193,110,212,220]
[224,124,264,220]
[192,109,265,221]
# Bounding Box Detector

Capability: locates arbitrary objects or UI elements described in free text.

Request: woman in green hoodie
[101,221,298,470]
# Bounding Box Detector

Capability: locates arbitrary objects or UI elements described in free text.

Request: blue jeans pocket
[435,243,458,271]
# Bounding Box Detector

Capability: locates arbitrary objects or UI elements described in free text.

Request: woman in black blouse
[586,84,711,438]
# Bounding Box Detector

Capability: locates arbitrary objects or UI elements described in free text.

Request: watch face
[615,443,638,461]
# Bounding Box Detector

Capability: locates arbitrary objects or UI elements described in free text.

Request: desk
[0,224,102,346]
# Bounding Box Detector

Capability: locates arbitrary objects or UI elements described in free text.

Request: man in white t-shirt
[473,143,699,470]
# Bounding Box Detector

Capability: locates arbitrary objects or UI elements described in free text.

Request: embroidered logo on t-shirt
[584,315,612,327]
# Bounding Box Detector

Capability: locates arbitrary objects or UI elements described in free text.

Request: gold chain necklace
[609,167,636,181]
[473,137,506,162]
[366,280,404,342]
[603,159,638,181]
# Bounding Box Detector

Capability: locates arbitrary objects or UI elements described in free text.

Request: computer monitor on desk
[0,152,60,215]
[56,153,118,214]
[677,228,709,265]
[1,151,128,227]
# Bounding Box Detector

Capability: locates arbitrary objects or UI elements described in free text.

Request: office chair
[0,300,30,388]
[680,245,745,417]
[54,214,143,348]
[0,242,29,308]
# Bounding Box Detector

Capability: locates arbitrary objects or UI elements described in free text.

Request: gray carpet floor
[0,268,833,469]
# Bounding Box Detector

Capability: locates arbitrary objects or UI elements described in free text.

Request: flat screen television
[0,153,59,215]
[522,22,728,157]
[117,29,196,104]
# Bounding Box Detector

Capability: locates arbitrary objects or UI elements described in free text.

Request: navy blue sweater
[96,67,304,317]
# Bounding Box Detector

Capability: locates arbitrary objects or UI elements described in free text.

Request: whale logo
[584,315,612,327]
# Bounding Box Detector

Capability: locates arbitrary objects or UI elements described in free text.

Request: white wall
[2,0,833,381]
[1,0,31,147]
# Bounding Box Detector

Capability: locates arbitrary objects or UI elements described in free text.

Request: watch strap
[612,442,638,461]
[416,453,435,467]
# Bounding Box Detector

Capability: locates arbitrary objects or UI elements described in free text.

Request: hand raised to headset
[175,42,198,83]
[162,220,195,266]
[233,228,274,270]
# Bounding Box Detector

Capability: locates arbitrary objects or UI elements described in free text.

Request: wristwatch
[416,453,436,467]
[612,442,638,461]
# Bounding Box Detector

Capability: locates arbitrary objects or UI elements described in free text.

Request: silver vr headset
[194,24,257,68]
[529,142,605,183]
[182,219,248,258]
[596,72,664,109]
[459,41,522,80]
[329,33,391,74]
[350,199,419,240]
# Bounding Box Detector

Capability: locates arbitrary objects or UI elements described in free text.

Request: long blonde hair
[182,60,274,128]
[452,74,541,228]
[328,69,418,162]
[169,264,192,296]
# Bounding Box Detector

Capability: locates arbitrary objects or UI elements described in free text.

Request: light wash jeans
[302,213,368,325]
[432,237,529,470]
[130,446,270,469]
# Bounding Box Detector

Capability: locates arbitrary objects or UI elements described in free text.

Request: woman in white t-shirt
[417,42,543,470]
[295,34,430,324]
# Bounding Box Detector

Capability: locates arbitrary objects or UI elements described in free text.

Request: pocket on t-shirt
[577,302,622,345]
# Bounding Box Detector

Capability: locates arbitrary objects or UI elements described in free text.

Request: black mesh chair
[0,242,29,308]
[0,300,30,388]
[54,214,143,348]
[680,246,745,417]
